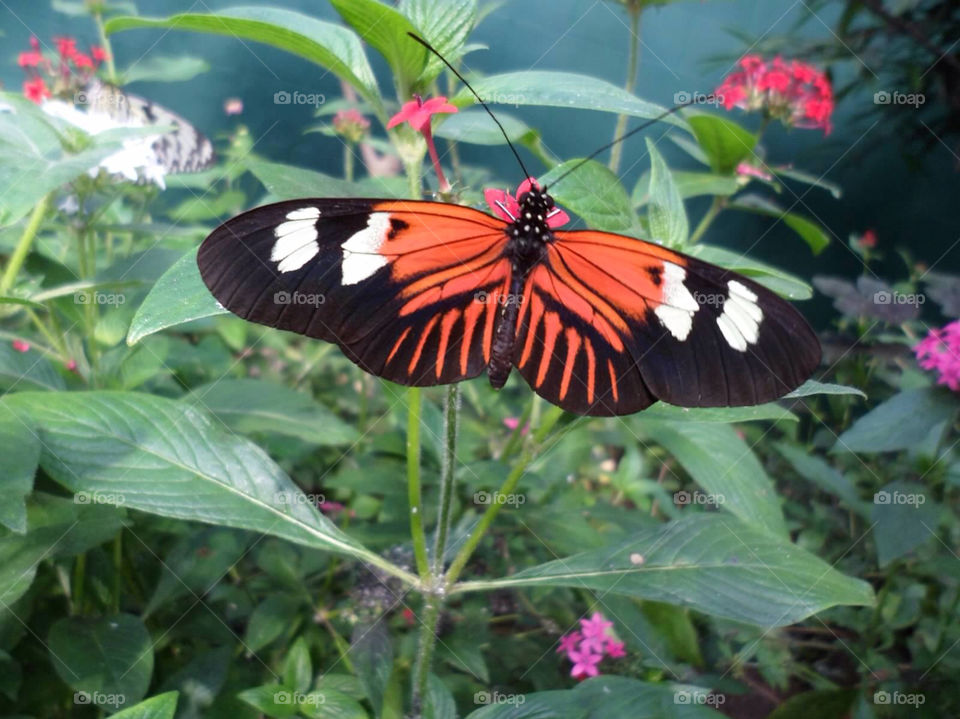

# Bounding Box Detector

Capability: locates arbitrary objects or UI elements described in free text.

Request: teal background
[3,0,957,316]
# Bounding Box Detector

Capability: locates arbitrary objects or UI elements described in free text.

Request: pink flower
[556,631,581,655]
[223,98,244,116]
[736,162,773,181]
[91,46,108,63]
[72,53,94,70]
[54,36,78,61]
[23,77,50,104]
[503,417,530,435]
[580,612,614,652]
[333,108,370,143]
[604,639,626,658]
[484,178,570,227]
[858,229,877,249]
[915,321,960,391]
[568,646,602,679]
[387,95,457,133]
[12,340,30,353]
[65,359,78,372]
[18,50,43,68]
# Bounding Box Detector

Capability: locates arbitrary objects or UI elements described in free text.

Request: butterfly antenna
[547,100,696,189]
[407,32,532,180]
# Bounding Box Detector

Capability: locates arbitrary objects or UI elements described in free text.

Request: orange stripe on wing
[583,339,596,405]
[607,359,619,403]
[460,299,484,375]
[559,327,582,401]
[386,327,412,365]
[435,309,461,378]
[408,315,439,375]
[520,291,545,368]
[535,311,562,387]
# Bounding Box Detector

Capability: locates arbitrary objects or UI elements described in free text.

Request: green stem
[608,6,641,175]
[0,194,50,296]
[407,388,430,580]
[93,11,118,84]
[344,143,355,183]
[689,196,724,245]
[410,594,442,716]
[444,405,564,588]
[432,385,459,576]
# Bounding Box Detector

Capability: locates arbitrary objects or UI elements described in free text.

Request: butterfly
[197,174,820,416]
[80,79,215,174]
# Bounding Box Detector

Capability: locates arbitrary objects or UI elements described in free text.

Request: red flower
[12,340,30,353]
[387,95,457,133]
[72,53,94,70]
[23,77,51,104]
[858,229,877,249]
[54,36,78,60]
[29,36,40,51]
[18,50,43,68]
[484,178,570,228]
[91,46,109,63]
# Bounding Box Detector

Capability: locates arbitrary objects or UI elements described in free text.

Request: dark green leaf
[350,621,392,715]
[283,638,313,694]
[245,594,301,652]
[402,0,477,84]
[0,342,66,392]
[688,114,757,175]
[645,138,688,247]
[773,443,869,517]
[111,692,180,719]
[835,388,954,454]
[0,403,39,532]
[871,481,939,567]
[539,159,635,232]
[731,195,830,254]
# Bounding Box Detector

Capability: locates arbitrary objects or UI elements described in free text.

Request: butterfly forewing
[197,199,512,386]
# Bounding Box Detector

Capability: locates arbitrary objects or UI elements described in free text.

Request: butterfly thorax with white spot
[506,188,555,269]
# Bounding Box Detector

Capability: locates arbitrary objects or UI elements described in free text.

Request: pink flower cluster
[715,55,834,134]
[18,35,108,104]
[915,321,960,391]
[556,612,625,679]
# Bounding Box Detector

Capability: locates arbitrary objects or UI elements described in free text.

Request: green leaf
[2,392,386,564]
[835,388,954,454]
[48,614,154,709]
[402,0,477,84]
[687,114,757,175]
[246,158,404,199]
[786,380,865,399]
[641,402,796,424]
[871,480,939,567]
[298,689,368,719]
[121,55,210,84]
[772,167,842,200]
[773,442,870,517]
[456,516,874,627]
[639,422,787,537]
[245,594,301,652]
[423,674,457,719]
[539,159,635,232]
[330,0,426,95]
[0,403,39,533]
[633,170,740,207]
[645,138,688,247]
[432,109,537,146]
[453,72,689,131]
[731,195,830,254]
[105,8,382,114]
[127,248,227,345]
[688,244,813,300]
[0,341,66,392]
[186,379,359,446]
[350,621,392,715]
[110,692,180,719]
[283,637,313,694]
[237,684,299,718]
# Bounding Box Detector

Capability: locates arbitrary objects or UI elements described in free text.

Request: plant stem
[444,405,564,588]
[0,193,50,296]
[608,6,642,176]
[343,143,355,183]
[93,11,118,84]
[410,592,442,715]
[432,385,459,576]
[407,388,430,580]
[689,195,724,245]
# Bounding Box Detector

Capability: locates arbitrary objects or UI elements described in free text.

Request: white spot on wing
[271,207,321,273]
[341,212,391,285]
[654,264,699,340]
[716,280,763,351]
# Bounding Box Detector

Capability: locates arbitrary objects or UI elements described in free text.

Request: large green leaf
[454,516,874,626]
[633,170,740,207]
[48,613,154,710]
[639,421,786,537]
[640,402,795,424]
[330,0,426,96]
[835,388,954,454]
[645,138,688,247]
[688,244,812,300]
[111,692,179,719]
[1,392,408,576]
[121,55,209,84]
[0,403,39,533]
[687,114,757,175]
[453,72,689,130]
[126,248,227,345]
[433,109,538,146]
[539,159,635,232]
[185,379,359,445]
[246,158,404,199]
[105,7,382,113]
[773,442,869,517]
[350,621,393,715]
[0,341,67,393]
[731,194,830,254]
[402,0,477,84]
[871,480,939,567]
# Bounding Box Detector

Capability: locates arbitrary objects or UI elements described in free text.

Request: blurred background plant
[0,1,957,718]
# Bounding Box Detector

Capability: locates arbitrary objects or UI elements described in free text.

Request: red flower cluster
[17,35,108,104]
[715,55,834,134]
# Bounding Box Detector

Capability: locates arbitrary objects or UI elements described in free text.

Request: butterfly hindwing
[198,199,512,386]
[514,230,819,415]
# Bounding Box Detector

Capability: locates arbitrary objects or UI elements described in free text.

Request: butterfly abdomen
[488,270,527,388]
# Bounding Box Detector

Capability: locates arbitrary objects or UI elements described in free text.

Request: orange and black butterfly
[197,39,820,417]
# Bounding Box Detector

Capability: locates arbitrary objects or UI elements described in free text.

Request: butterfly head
[509,185,555,247]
